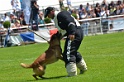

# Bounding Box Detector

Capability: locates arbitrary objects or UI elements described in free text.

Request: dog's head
[49,31,62,46]
[51,31,62,40]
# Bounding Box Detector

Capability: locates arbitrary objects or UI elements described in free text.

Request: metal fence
[78,14,124,36]
[1,0,124,47]
[1,14,124,48]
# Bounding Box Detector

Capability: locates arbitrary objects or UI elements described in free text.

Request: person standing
[66,0,72,12]
[21,0,31,25]
[44,7,87,77]
[20,0,24,11]
[30,1,39,31]
[59,0,65,11]
[11,0,21,18]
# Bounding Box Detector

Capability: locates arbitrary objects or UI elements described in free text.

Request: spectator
[11,20,21,28]
[11,0,21,11]
[20,0,24,10]
[115,5,121,15]
[66,0,72,11]
[79,9,90,36]
[21,0,31,25]
[108,1,115,10]
[81,21,90,36]
[30,1,39,31]
[3,13,10,22]
[80,9,87,19]
[101,0,108,7]
[90,5,95,11]
[81,22,90,36]
[78,4,85,19]
[85,3,91,12]
[10,13,16,23]
[89,9,97,35]
[15,20,21,27]
[109,6,116,15]
[19,12,26,26]
[78,4,85,12]
[94,3,101,17]
[120,3,124,14]
[100,7,107,18]
[105,7,110,16]
[0,19,4,28]
[38,12,45,24]
[71,9,80,20]
[59,0,65,11]
[90,9,96,18]
[87,11,92,18]
[116,0,122,6]
[11,0,21,18]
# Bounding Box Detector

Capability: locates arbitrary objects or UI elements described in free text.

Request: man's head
[44,7,55,19]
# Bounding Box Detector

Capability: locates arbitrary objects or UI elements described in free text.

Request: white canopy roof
[0,0,120,14]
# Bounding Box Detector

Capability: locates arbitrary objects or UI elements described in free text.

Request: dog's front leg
[59,55,64,61]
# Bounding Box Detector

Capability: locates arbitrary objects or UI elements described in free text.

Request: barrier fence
[1,14,124,48]
[1,0,124,47]
[79,14,124,35]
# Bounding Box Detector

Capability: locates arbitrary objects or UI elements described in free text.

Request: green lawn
[0,32,124,82]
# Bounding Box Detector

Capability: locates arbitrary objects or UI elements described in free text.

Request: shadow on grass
[27,75,67,81]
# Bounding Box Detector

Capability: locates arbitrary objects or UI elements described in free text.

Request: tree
[3,21,11,28]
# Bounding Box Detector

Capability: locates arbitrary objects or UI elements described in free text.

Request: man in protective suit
[44,7,87,77]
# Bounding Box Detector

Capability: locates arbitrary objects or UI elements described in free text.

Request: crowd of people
[0,0,43,31]
[69,0,123,20]
[0,0,124,31]
[69,0,124,35]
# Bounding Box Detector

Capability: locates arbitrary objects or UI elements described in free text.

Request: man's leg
[75,27,87,74]
[34,15,39,31]
[63,26,87,76]
[63,39,77,77]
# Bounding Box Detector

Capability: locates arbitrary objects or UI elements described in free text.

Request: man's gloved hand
[68,34,75,41]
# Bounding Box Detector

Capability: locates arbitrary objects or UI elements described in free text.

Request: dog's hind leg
[33,74,38,80]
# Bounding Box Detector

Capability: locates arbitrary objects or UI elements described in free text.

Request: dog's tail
[20,63,32,68]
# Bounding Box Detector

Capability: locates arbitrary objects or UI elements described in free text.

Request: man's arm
[57,11,77,41]
[34,2,39,9]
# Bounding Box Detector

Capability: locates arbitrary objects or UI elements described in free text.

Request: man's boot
[66,62,77,77]
[76,58,87,74]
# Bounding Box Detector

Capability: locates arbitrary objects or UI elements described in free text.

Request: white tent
[37,0,120,9]
[0,0,12,14]
[0,0,120,14]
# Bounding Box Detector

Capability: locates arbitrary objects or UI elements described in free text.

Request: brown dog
[20,32,63,80]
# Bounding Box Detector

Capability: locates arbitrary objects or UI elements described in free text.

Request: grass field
[0,32,124,82]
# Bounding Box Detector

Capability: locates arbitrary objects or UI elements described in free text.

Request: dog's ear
[56,31,59,35]
[55,31,60,37]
